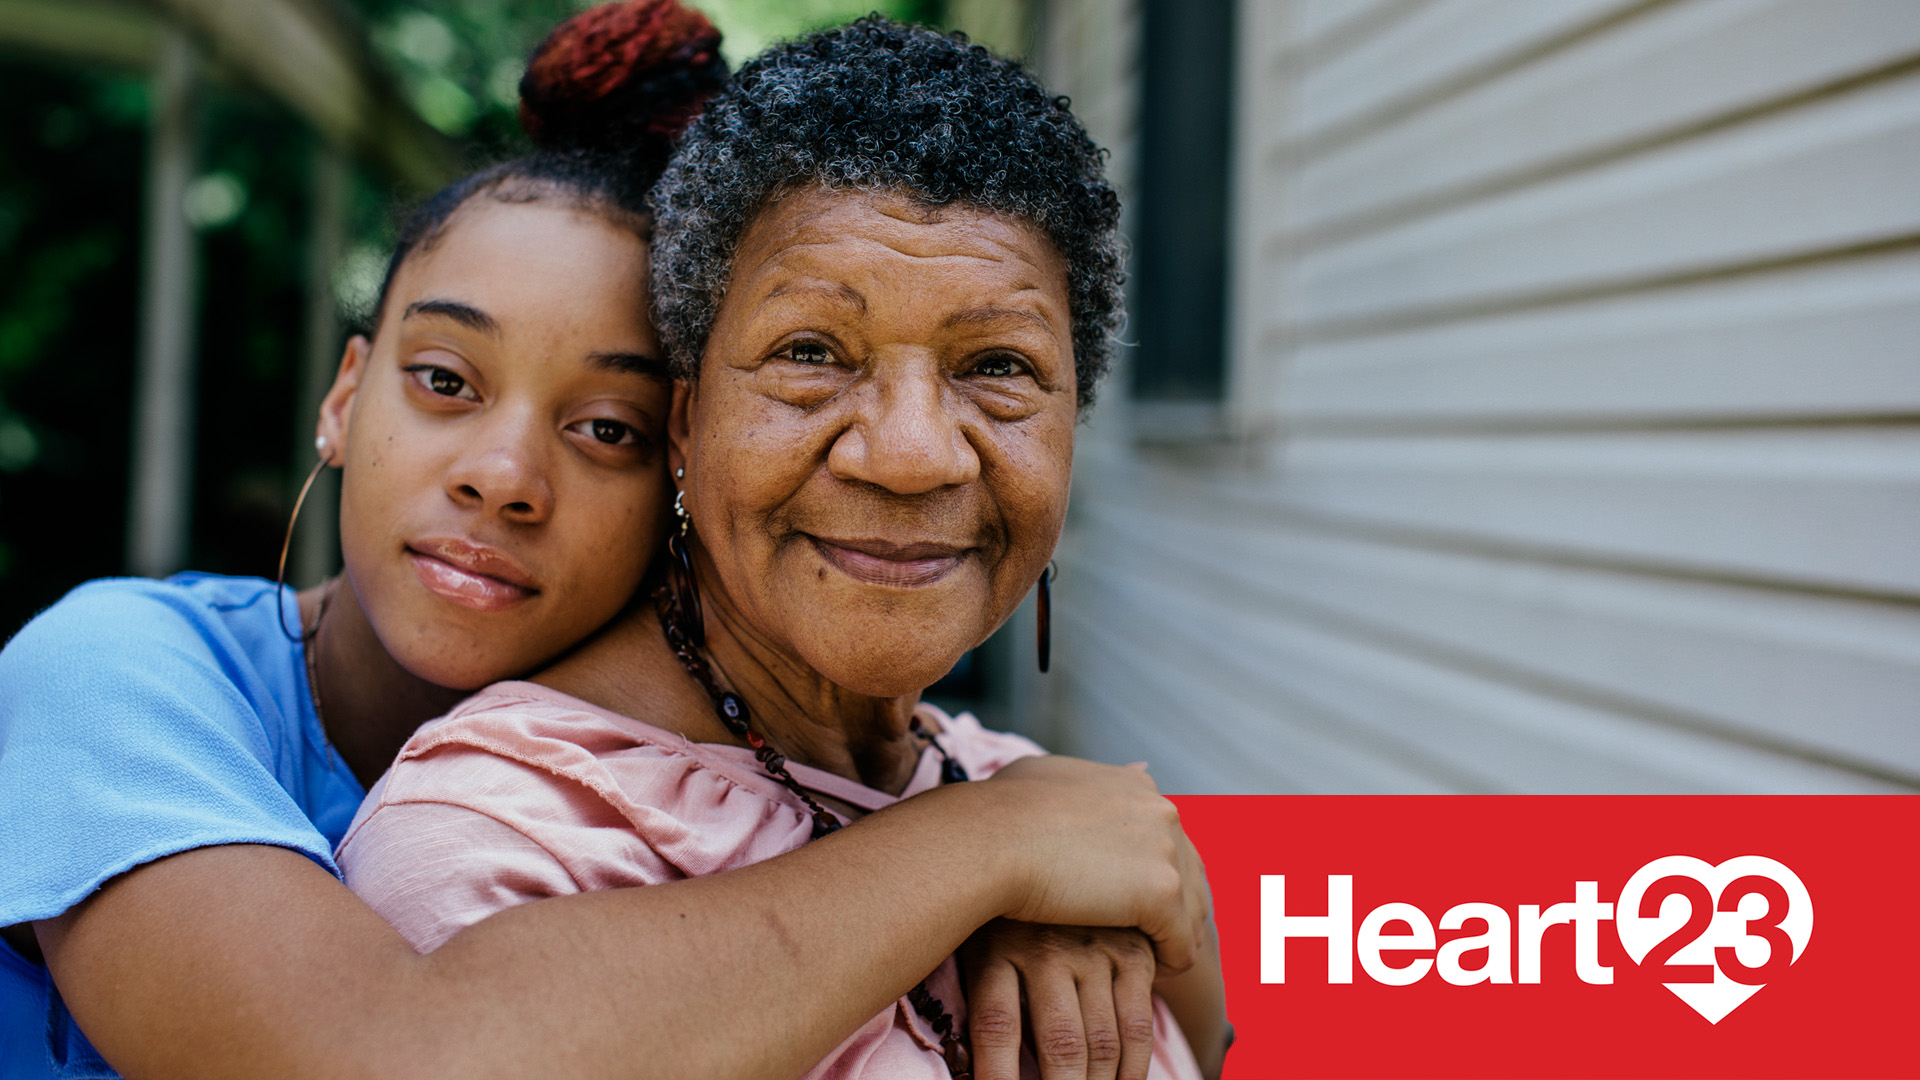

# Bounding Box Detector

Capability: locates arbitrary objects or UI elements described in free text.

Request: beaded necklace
[653,587,974,1078]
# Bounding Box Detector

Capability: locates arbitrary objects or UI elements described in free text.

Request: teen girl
[0,4,1207,1077]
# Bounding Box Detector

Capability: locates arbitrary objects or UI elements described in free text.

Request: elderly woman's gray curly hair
[647,15,1125,407]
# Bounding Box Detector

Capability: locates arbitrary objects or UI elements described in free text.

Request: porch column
[291,143,348,588]
[125,26,202,577]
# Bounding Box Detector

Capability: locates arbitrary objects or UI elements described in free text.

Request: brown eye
[974,354,1022,377]
[565,415,646,451]
[405,364,478,400]
[590,418,632,445]
[789,343,831,365]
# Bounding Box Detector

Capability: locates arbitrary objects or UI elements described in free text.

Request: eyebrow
[942,305,1058,336]
[403,299,500,336]
[763,281,867,312]
[589,351,671,379]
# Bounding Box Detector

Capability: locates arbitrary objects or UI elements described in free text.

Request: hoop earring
[667,488,705,647]
[1036,561,1055,673]
[276,436,332,643]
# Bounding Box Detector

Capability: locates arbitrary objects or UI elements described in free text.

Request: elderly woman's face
[674,187,1077,697]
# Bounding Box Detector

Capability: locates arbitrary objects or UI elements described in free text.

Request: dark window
[1130,0,1235,402]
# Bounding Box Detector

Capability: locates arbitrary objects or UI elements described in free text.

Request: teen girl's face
[319,198,671,689]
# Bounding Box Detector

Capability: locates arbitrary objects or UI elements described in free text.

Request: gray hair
[648,16,1125,406]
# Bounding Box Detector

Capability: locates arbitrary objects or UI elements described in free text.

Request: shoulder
[375,682,730,814]
[0,575,345,925]
[0,574,302,738]
[345,682,817,887]
[15,571,287,625]
[0,573,311,765]
[1,573,292,680]
[916,703,1048,780]
[358,685,652,832]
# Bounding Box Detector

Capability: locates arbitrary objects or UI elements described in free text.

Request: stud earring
[675,466,685,480]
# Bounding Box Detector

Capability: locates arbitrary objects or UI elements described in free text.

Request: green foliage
[349,0,944,145]
[0,227,118,380]
[336,0,953,323]
[1,0,962,635]
[697,0,943,65]
[190,88,337,583]
[354,0,589,146]
[0,60,146,631]
[0,56,327,633]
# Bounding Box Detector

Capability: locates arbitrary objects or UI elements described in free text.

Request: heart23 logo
[1263,856,1813,1023]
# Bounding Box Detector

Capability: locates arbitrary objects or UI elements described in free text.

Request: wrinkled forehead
[728,185,1068,295]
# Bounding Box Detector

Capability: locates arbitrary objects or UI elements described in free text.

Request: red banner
[1172,796,1920,1079]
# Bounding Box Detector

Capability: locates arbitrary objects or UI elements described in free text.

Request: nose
[444,408,554,524]
[828,360,981,494]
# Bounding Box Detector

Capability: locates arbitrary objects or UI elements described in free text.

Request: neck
[540,576,926,796]
[697,590,925,795]
[297,579,468,789]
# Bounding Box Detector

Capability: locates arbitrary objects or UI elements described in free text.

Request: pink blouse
[336,681,1201,1080]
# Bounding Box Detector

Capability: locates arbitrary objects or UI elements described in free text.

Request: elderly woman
[339,17,1226,1080]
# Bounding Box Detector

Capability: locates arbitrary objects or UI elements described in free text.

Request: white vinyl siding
[1039,0,1920,794]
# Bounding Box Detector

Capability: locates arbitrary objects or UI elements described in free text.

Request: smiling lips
[408,539,538,611]
[811,536,966,588]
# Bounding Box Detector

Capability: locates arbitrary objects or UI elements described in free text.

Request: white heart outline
[1614,855,1813,1024]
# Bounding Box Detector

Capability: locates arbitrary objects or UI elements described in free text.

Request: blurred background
[3,0,1918,795]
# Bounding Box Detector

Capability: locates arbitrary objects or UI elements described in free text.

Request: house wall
[1034,0,1920,795]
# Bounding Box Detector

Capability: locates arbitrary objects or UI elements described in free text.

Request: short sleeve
[926,707,1048,780]
[337,685,826,955]
[0,580,343,926]
[339,801,582,953]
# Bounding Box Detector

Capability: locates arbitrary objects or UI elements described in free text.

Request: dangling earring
[666,487,705,647]
[276,436,333,643]
[1036,561,1055,673]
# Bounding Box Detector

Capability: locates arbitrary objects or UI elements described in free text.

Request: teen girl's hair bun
[364,1,722,334]
[519,0,727,173]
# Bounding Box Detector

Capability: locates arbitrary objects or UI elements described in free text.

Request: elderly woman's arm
[960,917,1225,1080]
[36,756,1199,1080]
[1156,914,1229,1080]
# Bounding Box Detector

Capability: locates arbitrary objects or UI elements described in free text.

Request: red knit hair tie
[520,0,724,149]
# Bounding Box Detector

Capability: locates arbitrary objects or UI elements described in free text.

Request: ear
[666,379,695,487]
[316,335,371,466]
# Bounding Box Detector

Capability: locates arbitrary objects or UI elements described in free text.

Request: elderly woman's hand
[976,756,1210,976]
[960,919,1158,1080]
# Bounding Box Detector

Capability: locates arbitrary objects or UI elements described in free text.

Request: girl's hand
[959,920,1158,1080]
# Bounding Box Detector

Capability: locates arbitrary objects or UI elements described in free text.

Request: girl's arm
[38,756,1203,1080]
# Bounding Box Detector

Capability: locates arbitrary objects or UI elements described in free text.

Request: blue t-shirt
[0,574,365,1078]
